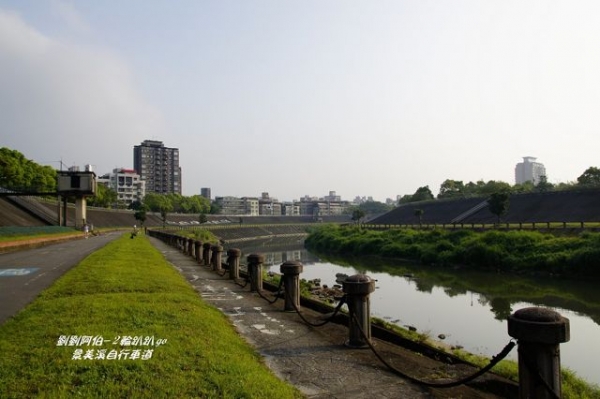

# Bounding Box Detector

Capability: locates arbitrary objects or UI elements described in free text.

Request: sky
[2,1,600,202]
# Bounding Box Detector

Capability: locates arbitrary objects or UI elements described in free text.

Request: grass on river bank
[305,224,600,397]
[0,226,79,243]
[0,233,301,398]
[306,224,600,279]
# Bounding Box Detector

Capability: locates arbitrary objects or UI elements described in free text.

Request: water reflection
[226,238,600,385]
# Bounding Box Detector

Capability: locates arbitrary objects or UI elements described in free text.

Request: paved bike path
[0,232,122,325]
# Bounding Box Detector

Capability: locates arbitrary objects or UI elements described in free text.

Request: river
[233,238,600,386]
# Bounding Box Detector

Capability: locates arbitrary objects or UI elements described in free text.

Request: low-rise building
[214,196,260,215]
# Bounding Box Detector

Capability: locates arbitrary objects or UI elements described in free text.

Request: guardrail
[362,221,600,230]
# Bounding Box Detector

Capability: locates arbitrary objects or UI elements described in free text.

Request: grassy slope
[0,234,302,398]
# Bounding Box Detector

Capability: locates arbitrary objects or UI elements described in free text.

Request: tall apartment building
[133,140,181,195]
[515,156,547,185]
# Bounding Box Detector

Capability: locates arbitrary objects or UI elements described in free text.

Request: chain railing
[148,230,570,397]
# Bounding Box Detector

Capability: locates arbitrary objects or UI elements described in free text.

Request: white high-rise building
[515,156,546,185]
[98,168,146,206]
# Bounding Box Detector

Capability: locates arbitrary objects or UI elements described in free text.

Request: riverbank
[305,224,600,280]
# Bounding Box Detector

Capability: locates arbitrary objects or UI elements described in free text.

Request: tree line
[0,148,57,193]
[399,167,600,204]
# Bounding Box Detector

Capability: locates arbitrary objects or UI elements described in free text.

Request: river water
[234,238,600,386]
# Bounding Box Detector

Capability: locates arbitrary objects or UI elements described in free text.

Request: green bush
[304,226,600,279]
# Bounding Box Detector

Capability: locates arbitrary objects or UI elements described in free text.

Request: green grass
[0,226,79,242]
[306,224,600,279]
[0,234,302,398]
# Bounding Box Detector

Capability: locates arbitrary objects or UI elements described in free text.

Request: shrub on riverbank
[305,225,600,279]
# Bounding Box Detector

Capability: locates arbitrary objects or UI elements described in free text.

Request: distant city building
[97,168,145,206]
[299,191,351,217]
[515,156,547,185]
[282,202,300,216]
[214,196,260,215]
[213,191,350,216]
[258,192,282,215]
[200,187,211,200]
[133,140,181,195]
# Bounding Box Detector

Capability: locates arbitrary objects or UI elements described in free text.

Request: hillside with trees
[0,148,57,193]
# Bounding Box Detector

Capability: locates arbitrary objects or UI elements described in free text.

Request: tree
[159,200,173,228]
[412,186,434,202]
[535,175,553,192]
[134,204,149,227]
[88,184,117,208]
[511,180,534,194]
[414,208,424,227]
[357,200,392,214]
[477,180,512,196]
[129,200,144,211]
[488,191,510,225]
[143,193,167,213]
[210,202,222,214]
[199,213,208,224]
[577,167,600,186]
[0,147,56,192]
[399,186,434,204]
[437,179,465,199]
[398,194,414,204]
[351,208,366,225]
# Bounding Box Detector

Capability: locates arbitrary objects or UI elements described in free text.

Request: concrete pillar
[75,197,87,229]
[342,274,376,348]
[280,261,303,312]
[227,249,241,280]
[508,307,570,399]
[188,238,194,257]
[203,243,212,266]
[211,245,223,272]
[195,241,202,263]
[247,254,264,292]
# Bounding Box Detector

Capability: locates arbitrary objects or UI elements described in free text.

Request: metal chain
[234,274,250,288]
[290,294,347,327]
[255,278,284,304]
[216,267,228,277]
[351,313,516,388]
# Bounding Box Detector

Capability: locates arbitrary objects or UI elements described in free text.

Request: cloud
[0,8,165,172]
[50,0,92,35]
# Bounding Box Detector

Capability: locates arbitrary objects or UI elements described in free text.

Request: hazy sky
[2,1,600,202]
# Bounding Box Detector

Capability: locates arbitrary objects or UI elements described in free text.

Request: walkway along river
[234,238,600,386]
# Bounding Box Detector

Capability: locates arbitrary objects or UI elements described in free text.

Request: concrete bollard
[508,307,570,399]
[247,254,264,292]
[195,240,202,264]
[188,238,194,257]
[182,237,188,253]
[211,245,223,272]
[227,249,241,280]
[342,274,375,348]
[280,261,303,312]
[202,243,212,266]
